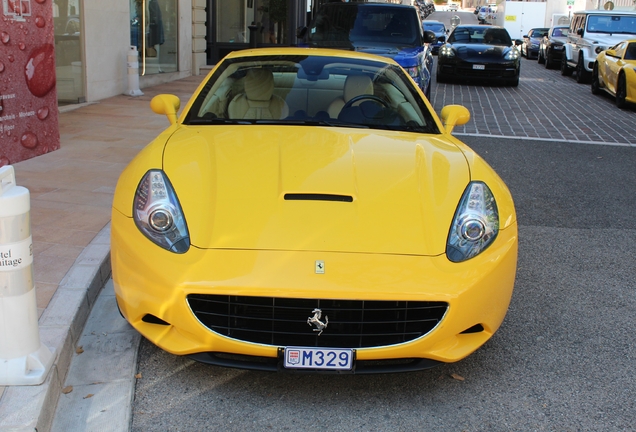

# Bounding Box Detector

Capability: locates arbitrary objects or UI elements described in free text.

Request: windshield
[586,15,636,34]
[185,54,439,134]
[308,4,422,48]
[424,23,445,33]
[552,27,568,37]
[448,27,513,45]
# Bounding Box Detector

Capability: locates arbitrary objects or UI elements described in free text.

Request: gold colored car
[592,40,636,109]
[112,48,518,374]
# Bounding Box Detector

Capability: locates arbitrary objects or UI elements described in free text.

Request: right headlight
[133,170,190,253]
[439,45,455,57]
[446,181,499,262]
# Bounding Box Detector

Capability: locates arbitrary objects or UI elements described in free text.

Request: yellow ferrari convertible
[592,40,636,109]
[112,48,518,373]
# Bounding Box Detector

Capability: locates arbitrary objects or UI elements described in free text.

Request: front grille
[187,295,448,348]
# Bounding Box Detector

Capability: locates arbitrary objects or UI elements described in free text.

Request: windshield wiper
[253,119,370,128]
[188,118,252,125]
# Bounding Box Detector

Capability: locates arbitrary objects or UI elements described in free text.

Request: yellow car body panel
[111,47,518,371]
[596,40,636,105]
[112,208,517,363]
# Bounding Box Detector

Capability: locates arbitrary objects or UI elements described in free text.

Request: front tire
[545,49,555,69]
[616,74,627,109]
[561,55,573,76]
[591,62,601,95]
[576,55,591,83]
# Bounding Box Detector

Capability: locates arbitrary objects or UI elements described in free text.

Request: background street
[129,11,636,431]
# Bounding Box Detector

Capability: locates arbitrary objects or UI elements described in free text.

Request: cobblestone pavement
[430,56,636,146]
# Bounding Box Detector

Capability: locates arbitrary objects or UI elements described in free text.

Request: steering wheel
[342,94,390,111]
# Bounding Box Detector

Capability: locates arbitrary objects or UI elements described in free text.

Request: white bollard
[0,165,54,386]
[126,45,144,97]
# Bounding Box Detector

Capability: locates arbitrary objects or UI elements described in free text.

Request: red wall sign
[0,0,60,167]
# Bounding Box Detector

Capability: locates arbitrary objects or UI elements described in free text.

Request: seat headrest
[344,75,373,102]
[244,69,274,101]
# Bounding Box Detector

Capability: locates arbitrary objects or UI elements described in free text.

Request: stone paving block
[51,380,134,432]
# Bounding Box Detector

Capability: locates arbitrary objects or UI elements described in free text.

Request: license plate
[473,64,486,70]
[284,347,354,370]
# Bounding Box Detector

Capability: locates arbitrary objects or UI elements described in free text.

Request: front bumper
[112,210,517,370]
[438,60,519,82]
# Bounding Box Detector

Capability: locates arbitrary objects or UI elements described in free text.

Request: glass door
[131,0,178,75]
[53,0,85,103]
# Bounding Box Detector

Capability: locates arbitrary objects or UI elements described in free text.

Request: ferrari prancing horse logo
[307,308,328,336]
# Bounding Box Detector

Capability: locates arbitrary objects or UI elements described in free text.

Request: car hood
[336,43,423,67]
[451,43,512,60]
[587,33,635,48]
[162,126,470,256]
[548,36,568,45]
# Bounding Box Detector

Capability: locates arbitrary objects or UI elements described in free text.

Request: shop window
[130,0,178,75]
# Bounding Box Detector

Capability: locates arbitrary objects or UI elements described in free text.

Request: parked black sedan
[521,27,549,59]
[436,25,522,86]
[538,26,569,69]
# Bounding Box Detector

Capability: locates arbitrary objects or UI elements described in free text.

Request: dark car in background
[538,25,569,69]
[521,27,549,59]
[300,2,436,99]
[423,20,447,54]
[437,25,522,86]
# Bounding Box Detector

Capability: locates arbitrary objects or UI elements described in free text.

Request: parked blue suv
[298,3,436,100]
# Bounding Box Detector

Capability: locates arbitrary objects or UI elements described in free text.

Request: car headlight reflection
[446,182,499,262]
[134,170,190,253]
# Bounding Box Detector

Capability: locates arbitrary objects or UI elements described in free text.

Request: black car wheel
[561,55,573,76]
[616,73,627,109]
[508,75,519,87]
[576,55,591,83]
[591,62,602,95]
[545,49,555,69]
[538,48,545,64]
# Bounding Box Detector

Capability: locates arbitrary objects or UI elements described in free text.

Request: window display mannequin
[147,0,164,72]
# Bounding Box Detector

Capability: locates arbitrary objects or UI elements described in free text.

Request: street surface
[130,10,636,431]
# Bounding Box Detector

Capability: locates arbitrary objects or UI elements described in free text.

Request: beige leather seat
[228,69,289,120]
[327,75,374,119]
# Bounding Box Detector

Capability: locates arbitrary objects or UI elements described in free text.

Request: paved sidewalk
[0,74,205,432]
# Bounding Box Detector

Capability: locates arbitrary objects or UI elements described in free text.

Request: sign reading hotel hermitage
[0,236,33,271]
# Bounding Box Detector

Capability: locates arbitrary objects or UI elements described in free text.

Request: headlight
[595,46,605,54]
[530,43,539,49]
[553,45,564,50]
[439,45,455,57]
[133,170,190,253]
[504,48,520,60]
[404,65,420,78]
[446,182,499,262]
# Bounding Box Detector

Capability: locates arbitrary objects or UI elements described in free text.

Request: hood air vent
[284,193,353,202]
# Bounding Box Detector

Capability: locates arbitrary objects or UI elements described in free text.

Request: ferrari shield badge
[315,260,325,274]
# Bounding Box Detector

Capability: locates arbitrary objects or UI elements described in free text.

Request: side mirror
[438,36,446,43]
[440,105,470,134]
[514,39,523,46]
[577,28,584,36]
[150,94,181,125]
[423,30,436,44]
[296,26,308,39]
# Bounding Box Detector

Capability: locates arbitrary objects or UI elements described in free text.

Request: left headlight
[504,48,520,60]
[446,182,499,263]
[133,170,190,253]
